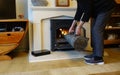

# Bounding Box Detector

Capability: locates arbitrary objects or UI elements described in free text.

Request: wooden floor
[0,48,120,75]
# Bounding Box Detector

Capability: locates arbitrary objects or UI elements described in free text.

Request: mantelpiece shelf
[31,6,76,10]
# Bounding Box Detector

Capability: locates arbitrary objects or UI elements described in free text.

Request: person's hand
[75,25,81,35]
[69,26,75,34]
[69,20,77,34]
[75,21,85,35]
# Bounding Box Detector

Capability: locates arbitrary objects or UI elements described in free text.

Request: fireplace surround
[28,0,92,62]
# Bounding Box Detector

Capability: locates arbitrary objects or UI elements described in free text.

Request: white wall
[15,0,29,52]
[16,0,28,19]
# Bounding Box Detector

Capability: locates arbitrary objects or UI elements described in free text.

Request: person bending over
[69,0,116,65]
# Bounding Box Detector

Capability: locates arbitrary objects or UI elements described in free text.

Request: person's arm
[75,3,92,35]
[69,1,82,34]
[69,0,91,35]
[69,20,77,33]
[75,21,85,35]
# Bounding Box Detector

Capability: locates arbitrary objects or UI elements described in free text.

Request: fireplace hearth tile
[29,50,91,62]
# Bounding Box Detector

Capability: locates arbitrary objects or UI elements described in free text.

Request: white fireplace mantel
[28,0,92,62]
[31,7,76,22]
[30,6,78,50]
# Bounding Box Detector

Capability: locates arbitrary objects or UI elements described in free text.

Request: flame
[59,28,68,35]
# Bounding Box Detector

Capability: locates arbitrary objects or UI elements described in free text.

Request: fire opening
[50,19,74,51]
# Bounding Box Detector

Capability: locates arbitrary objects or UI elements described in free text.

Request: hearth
[50,19,74,51]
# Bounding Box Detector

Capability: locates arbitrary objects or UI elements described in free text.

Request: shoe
[85,57,104,65]
[84,54,94,60]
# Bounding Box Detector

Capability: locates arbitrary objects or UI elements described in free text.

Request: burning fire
[59,28,68,35]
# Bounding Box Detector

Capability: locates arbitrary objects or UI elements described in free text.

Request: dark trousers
[91,9,114,57]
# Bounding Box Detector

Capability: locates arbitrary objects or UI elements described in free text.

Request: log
[64,34,89,50]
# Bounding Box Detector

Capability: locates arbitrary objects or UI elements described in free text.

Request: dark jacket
[74,0,92,22]
[74,0,117,22]
[93,0,117,16]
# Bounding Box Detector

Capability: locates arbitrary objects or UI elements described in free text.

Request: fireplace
[50,19,74,51]
[28,1,92,62]
[50,19,87,51]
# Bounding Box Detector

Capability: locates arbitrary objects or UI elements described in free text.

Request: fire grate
[50,19,74,51]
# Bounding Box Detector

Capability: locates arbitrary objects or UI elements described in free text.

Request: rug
[1,62,120,75]
[89,71,120,75]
